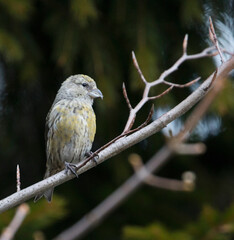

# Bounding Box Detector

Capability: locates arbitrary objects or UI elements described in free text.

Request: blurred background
[0,0,234,239]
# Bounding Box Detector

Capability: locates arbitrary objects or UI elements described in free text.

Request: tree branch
[0,166,29,240]
[52,54,234,240]
[128,153,195,191]
[0,55,233,214]
[209,17,225,63]
[123,44,217,132]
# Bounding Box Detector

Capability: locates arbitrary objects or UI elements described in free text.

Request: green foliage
[180,0,202,26]
[123,204,234,240]
[0,196,67,239]
[123,223,192,240]
[0,0,233,239]
[212,81,234,115]
[0,30,24,62]
[70,0,98,27]
[130,46,159,91]
[0,0,33,21]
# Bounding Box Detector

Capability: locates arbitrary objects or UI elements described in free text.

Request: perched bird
[34,74,103,202]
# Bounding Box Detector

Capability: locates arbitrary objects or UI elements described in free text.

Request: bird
[34,74,103,202]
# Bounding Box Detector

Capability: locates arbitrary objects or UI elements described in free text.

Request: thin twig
[183,34,188,54]
[90,106,152,155]
[0,55,233,215]
[128,153,194,191]
[0,204,29,240]
[51,34,234,239]
[122,82,132,110]
[68,105,155,176]
[177,70,218,141]
[148,86,173,100]
[209,17,225,63]
[0,166,29,240]
[155,46,217,86]
[16,165,20,192]
[132,51,147,84]
[124,45,216,132]
[126,105,154,133]
[53,55,233,240]
[168,142,206,155]
[163,77,201,88]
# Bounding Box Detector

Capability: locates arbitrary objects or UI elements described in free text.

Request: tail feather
[34,168,55,203]
[34,188,54,203]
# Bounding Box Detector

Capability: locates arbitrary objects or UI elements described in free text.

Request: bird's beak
[89,88,103,99]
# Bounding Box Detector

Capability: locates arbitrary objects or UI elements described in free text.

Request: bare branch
[183,34,188,54]
[125,117,136,132]
[148,86,173,100]
[53,147,174,240]
[0,204,29,240]
[132,51,148,84]
[126,105,154,132]
[163,77,201,88]
[177,70,218,141]
[209,17,225,63]
[124,45,209,132]
[47,21,234,240]
[182,171,196,191]
[53,55,234,240]
[168,142,206,155]
[145,175,189,191]
[153,47,217,86]
[186,46,218,59]
[0,56,233,215]
[0,166,29,240]
[128,153,194,191]
[122,82,132,110]
[16,165,20,192]
[71,104,154,175]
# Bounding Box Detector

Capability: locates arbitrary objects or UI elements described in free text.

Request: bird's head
[55,74,103,104]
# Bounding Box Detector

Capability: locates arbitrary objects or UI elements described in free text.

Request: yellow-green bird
[34,74,103,202]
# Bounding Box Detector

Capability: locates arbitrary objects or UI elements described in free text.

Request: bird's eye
[82,83,89,87]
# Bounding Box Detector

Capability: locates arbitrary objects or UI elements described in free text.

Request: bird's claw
[85,151,99,166]
[65,162,79,178]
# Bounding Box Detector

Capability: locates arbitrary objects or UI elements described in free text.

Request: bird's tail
[34,168,54,202]
[34,188,54,203]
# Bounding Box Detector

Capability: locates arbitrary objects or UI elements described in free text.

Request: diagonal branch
[53,55,234,240]
[177,70,218,141]
[0,55,233,214]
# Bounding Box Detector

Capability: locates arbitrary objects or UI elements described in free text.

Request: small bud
[182,171,196,191]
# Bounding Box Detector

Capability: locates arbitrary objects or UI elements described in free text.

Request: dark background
[0,0,234,239]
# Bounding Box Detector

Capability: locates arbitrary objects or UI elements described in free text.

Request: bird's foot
[65,162,79,178]
[85,151,99,166]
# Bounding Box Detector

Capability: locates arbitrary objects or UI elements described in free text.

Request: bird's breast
[48,99,96,144]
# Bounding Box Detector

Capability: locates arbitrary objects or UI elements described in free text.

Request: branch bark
[53,55,234,240]
[53,147,173,240]
[0,55,233,214]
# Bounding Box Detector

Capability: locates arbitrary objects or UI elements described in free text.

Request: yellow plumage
[34,74,103,202]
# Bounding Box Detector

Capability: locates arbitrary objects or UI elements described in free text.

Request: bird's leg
[65,162,79,178]
[85,151,99,166]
